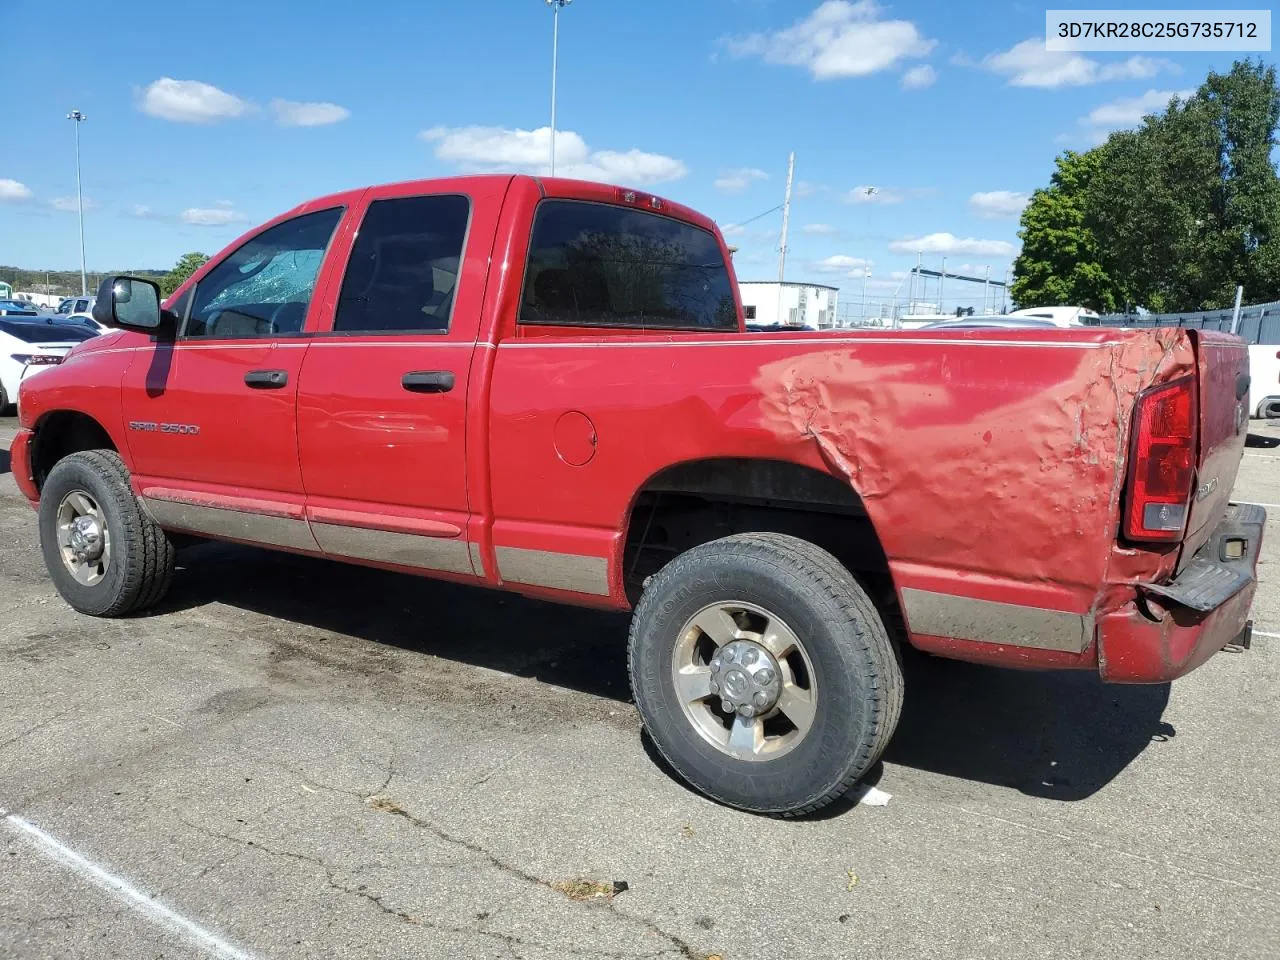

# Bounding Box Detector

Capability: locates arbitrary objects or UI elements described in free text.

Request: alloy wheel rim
[55,490,111,586]
[671,600,818,761]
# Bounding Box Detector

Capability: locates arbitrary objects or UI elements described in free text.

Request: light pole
[546,0,572,176]
[67,109,88,295]
[862,266,871,322]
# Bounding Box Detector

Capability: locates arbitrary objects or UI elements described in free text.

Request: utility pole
[777,151,795,283]
[67,109,88,295]
[938,257,946,315]
[983,265,990,315]
[546,0,572,176]
[861,266,870,322]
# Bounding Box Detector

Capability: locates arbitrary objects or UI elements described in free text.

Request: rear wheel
[628,532,902,817]
[0,382,10,416]
[38,450,175,616]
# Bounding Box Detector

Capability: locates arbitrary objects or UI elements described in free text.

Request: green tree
[161,252,209,297]
[1010,150,1119,312]
[1012,58,1280,313]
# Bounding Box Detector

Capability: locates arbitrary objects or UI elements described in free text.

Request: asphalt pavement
[0,415,1276,960]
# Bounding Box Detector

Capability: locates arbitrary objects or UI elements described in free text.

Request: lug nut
[753,691,769,707]
[709,680,719,694]
[737,704,754,717]
[721,699,733,713]
[756,668,775,686]
[710,656,721,671]
[743,648,758,665]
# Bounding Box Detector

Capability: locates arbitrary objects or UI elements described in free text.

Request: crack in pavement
[178,806,700,960]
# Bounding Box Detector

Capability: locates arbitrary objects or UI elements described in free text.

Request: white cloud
[49,196,97,213]
[901,64,936,90]
[724,0,935,80]
[181,206,249,226]
[714,167,769,194]
[968,190,1029,220]
[0,179,33,202]
[795,181,823,198]
[271,98,350,127]
[131,204,155,219]
[803,223,838,235]
[421,125,688,185]
[815,254,872,276]
[982,39,1176,88]
[721,223,748,237]
[140,77,252,123]
[889,233,1017,257]
[1084,88,1193,128]
[1063,88,1195,146]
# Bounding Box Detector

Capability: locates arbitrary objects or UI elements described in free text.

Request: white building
[739,281,839,328]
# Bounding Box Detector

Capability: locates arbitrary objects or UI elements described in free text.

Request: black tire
[628,532,903,817]
[0,382,10,416]
[38,450,175,617]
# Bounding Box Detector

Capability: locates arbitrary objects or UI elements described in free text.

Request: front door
[295,181,504,577]
[121,206,345,549]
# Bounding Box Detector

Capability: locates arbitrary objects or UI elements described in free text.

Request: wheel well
[30,411,117,491]
[622,458,901,630]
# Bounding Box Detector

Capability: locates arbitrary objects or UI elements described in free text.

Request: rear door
[295,179,507,577]
[1183,330,1251,561]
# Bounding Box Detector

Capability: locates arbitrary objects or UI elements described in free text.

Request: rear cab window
[519,200,737,332]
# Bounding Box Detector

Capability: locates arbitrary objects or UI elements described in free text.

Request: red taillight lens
[1125,377,1197,541]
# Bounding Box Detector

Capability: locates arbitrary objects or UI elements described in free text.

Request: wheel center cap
[70,516,103,562]
[708,640,782,718]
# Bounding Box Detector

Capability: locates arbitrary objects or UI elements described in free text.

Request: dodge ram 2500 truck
[11,174,1262,816]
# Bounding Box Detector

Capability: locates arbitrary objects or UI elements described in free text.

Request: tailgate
[1181,330,1250,567]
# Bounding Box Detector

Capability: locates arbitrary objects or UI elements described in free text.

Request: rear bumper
[9,427,38,505]
[1098,502,1264,682]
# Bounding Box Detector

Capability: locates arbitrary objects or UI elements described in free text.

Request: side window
[743,305,757,320]
[519,200,737,331]
[333,194,470,334]
[185,208,342,339]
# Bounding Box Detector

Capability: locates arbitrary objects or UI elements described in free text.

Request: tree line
[1,252,210,300]
[1011,59,1280,314]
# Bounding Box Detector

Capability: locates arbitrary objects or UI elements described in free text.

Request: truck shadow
[0,448,10,475]
[162,541,1174,803]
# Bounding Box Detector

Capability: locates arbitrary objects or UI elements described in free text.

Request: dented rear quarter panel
[489,326,1194,645]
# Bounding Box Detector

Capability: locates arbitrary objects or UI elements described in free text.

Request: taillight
[12,354,63,366]
[1124,376,1197,541]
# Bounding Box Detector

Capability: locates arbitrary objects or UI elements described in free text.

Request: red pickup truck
[11,175,1262,816]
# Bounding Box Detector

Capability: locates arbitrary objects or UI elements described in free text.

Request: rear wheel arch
[619,457,898,612]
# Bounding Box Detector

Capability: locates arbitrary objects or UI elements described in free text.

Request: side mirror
[93,276,170,333]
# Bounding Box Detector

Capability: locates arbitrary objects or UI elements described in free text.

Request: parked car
[919,316,1060,330]
[0,318,98,413]
[56,295,96,318]
[1007,305,1102,327]
[10,174,1262,816]
[0,299,41,317]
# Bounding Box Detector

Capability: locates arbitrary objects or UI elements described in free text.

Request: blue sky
[0,0,1253,309]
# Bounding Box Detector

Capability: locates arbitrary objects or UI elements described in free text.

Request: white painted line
[0,810,255,960]
[1253,630,1280,640]
[1243,452,1280,461]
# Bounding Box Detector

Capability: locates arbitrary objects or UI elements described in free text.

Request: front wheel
[38,450,175,617]
[628,533,902,817]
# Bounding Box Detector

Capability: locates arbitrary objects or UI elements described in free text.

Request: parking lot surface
[1,415,1277,960]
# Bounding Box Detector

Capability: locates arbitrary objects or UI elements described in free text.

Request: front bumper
[9,427,38,505]
[1099,502,1264,682]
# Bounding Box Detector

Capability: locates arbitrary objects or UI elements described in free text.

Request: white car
[0,317,98,414]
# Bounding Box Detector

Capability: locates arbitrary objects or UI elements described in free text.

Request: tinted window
[520,200,736,331]
[0,320,96,343]
[186,208,342,339]
[333,195,470,334]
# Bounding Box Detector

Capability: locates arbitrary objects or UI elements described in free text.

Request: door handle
[244,369,288,389]
[402,370,455,393]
